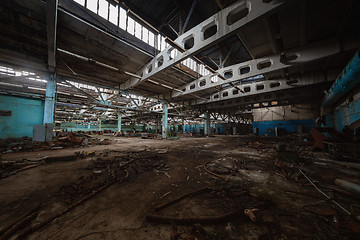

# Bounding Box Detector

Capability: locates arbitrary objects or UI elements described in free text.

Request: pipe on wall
[322,49,360,108]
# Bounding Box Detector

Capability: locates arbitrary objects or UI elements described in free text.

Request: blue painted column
[162,100,168,139]
[117,112,122,132]
[204,111,211,135]
[43,73,56,124]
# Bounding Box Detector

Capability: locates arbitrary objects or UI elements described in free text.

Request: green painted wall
[60,122,146,132]
[0,95,44,139]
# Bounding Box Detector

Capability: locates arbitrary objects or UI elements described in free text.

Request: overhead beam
[191,71,338,106]
[199,85,326,111]
[182,0,198,34]
[213,0,255,60]
[47,0,58,71]
[61,79,100,103]
[173,38,360,98]
[120,0,287,90]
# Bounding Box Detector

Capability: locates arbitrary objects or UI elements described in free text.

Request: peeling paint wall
[252,104,319,136]
[0,95,44,139]
[60,122,145,132]
[325,92,360,131]
[253,104,319,122]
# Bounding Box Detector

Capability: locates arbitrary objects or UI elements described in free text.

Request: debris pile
[146,186,279,239]
[0,150,168,239]
[0,154,78,178]
[273,144,360,237]
[0,137,47,153]
[0,132,115,154]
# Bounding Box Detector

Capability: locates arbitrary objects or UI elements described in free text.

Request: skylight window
[109,4,118,25]
[86,0,97,14]
[74,0,85,6]
[135,21,142,39]
[160,36,166,51]
[98,0,109,19]
[71,0,213,78]
[142,28,149,43]
[148,31,155,47]
[127,16,135,35]
[119,7,126,30]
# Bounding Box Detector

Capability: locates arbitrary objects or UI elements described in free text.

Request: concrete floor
[0,135,359,239]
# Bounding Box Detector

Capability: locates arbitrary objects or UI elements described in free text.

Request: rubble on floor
[0,153,79,178]
[0,132,114,154]
[0,135,359,239]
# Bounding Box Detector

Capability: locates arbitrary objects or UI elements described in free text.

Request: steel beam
[173,38,360,98]
[192,71,338,106]
[182,0,198,34]
[47,0,58,71]
[120,0,286,90]
[62,79,99,103]
[200,85,324,112]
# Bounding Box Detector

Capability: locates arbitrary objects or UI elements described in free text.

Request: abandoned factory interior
[1,0,360,239]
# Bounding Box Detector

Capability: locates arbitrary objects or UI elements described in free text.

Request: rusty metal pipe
[334,178,360,196]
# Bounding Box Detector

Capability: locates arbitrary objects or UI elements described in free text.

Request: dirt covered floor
[0,135,359,239]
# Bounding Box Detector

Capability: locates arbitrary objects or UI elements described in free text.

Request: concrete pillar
[117,112,122,132]
[204,112,211,136]
[98,119,101,131]
[182,117,185,133]
[161,100,168,139]
[155,115,159,134]
[43,73,56,124]
[228,113,231,135]
[158,115,162,133]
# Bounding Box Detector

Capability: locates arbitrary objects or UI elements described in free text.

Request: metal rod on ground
[299,169,351,215]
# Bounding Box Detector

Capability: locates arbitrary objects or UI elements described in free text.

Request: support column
[182,117,185,133]
[161,100,168,139]
[43,73,56,124]
[204,111,211,136]
[155,115,159,134]
[228,113,231,135]
[117,112,122,132]
[36,73,57,142]
[98,118,101,131]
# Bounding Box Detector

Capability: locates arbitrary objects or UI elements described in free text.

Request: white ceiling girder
[173,38,360,98]
[120,0,286,90]
[191,71,338,105]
